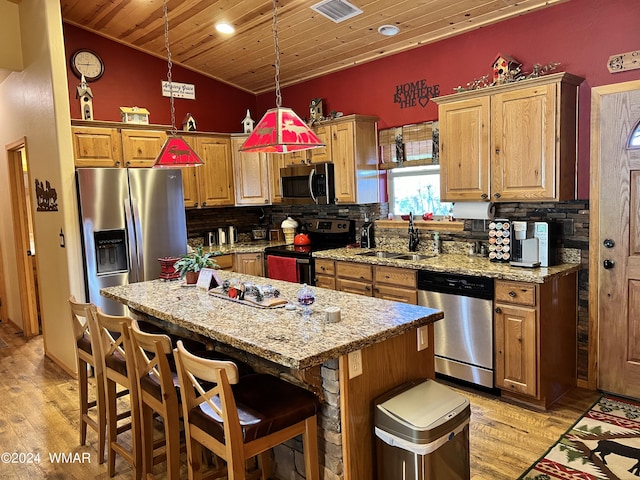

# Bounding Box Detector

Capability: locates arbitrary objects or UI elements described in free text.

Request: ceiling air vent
[311,0,363,24]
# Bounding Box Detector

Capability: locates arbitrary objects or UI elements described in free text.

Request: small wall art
[35,179,58,211]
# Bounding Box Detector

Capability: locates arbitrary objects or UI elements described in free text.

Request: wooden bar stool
[174,340,321,480]
[68,296,106,464]
[92,309,143,479]
[128,321,183,479]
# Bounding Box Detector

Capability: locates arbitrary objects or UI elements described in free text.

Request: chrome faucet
[408,213,419,252]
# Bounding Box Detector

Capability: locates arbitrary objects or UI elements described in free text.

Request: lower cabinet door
[494,303,537,397]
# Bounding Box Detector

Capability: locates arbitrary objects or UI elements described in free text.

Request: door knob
[603,239,615,248]
[603,259,615,269]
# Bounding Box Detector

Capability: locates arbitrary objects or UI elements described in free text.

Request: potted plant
[173,247,219,284]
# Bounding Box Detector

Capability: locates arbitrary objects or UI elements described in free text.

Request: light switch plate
[417,325,429,351]
[348,350,363,379]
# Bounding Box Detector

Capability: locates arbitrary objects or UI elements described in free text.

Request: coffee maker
[534,221,560,267]
[510,221,540,268]
[360,220,375,248]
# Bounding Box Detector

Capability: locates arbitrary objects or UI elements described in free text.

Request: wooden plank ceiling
[60,0,567,94]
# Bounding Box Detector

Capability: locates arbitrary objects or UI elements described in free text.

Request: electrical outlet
[417,325,429,351]
[348,350,363,379]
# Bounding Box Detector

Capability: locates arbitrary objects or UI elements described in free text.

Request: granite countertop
[100,272,443,370]
[313,248,580,283]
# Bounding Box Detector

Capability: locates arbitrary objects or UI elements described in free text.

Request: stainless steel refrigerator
[76,168,188,315]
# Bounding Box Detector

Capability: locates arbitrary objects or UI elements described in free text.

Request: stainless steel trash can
[374,379,471,480]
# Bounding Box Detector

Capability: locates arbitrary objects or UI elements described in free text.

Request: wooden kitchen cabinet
[213,254,234,271]
[121,129,167,167]
[282,150,309,166]
[71,126,123,167]
[183,135,235,207]
[494,273,577,409]
[373,266,417,304]
[435,72,583,202]
[315,259,336,290]
[234,252,264,277]
[336,261,373,296]
[309,115,379,204]
[231,135,271,205]
[268,153,286,204]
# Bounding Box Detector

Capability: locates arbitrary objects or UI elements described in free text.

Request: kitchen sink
[394,254,435,261]
[356,251,403,258]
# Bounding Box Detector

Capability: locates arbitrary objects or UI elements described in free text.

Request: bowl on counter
[400,214,411,221]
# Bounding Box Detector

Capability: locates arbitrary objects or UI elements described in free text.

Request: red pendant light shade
[240,107,324,153]
[153,136,203,167]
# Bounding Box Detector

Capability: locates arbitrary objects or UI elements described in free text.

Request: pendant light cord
[272,0,282,108]
[163,0,177,136]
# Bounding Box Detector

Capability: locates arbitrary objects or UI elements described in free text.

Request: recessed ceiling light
[216,23,235,34]
[378,24,400,36]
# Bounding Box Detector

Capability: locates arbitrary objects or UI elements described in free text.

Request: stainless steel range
[264,218,355,285]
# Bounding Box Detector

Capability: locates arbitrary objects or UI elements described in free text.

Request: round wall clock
[70,49,104,82]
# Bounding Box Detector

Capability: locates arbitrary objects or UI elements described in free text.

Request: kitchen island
[101,272,443,480]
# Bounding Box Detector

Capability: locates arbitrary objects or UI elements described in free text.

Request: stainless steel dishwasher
[417,271,495,388]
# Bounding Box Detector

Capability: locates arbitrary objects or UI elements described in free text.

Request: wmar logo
[393,79,440,109]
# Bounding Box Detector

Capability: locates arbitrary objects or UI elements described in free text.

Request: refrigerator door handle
[131,198,145,281]
[124,199,139,283]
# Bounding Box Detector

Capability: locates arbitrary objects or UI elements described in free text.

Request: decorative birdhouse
[182,113,197,131]
[492,54,521,85]
[242,109,255,133]
[76,75,94,121]
[120,106,150,124]
[309,98,323,122]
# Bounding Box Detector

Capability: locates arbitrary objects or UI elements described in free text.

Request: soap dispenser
[360,214,375,248]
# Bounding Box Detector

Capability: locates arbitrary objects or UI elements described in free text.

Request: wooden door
[491,83,556,201]
[438,97,490,201]
[494,303,537,397]
[592,81,640,397]
[332,122,357,204]
[231,137,270,205]
[121,129,167,167]
[197,136,234,207]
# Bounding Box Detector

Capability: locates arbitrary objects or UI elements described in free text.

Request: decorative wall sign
[608,49,640,73]
[161,81,196,99]
[393,79,440,109]
[35,179,58,211]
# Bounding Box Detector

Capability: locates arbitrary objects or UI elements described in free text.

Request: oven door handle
[296,258,310,265]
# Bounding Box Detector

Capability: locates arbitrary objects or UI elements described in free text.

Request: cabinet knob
[495,307,502,314]
[495,148,500,154]
[603,259,615,269]
[202,202,207,207]
[508,291,516,297]
[364,285,371,291]
[481,193,488,200]
[603,238,615,248]
[493,192,502,199]
[194,202,199,207]
[125,161,131,167]
[115,161,120,167]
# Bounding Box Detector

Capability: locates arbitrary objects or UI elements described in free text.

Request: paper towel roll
[452,202,495,220]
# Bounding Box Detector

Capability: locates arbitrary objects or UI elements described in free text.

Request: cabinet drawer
[374,266,416,288]
[315,275,336,290]
[495,281,536,306]
[315,259,335,276]
[336,262,373,282]
[214,254,233,270]
[374,284,417,304]
[336,278,373,296]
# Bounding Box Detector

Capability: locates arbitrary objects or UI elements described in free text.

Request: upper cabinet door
[439,97,490,202]
[121,129,167,167]
[309,124,332,163]
[332,122,357,204]
[231,136,270,205]
[72,126,123,167]
[197,136,235,207]
[181,136,201,208]
[491,83,556,201]
[268,153,286,204]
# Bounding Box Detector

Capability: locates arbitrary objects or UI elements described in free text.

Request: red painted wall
[258,0,640,199]
[64,24,256,133]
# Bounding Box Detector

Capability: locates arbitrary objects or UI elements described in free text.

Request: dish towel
[267,256,299,283]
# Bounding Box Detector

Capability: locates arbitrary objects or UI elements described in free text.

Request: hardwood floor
[0,320,600,479]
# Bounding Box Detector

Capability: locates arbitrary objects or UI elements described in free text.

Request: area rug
[519,395,640,480]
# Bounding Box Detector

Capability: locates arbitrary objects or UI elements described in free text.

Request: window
[388,165,452,217]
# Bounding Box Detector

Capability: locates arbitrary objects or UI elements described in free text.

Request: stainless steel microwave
[279,162,335,204]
